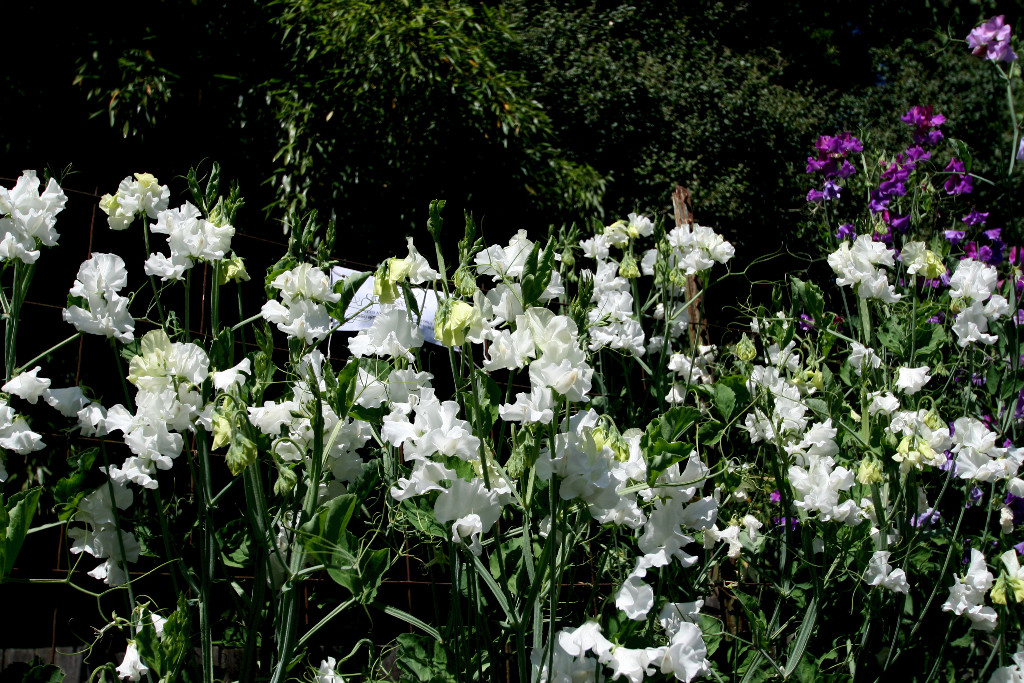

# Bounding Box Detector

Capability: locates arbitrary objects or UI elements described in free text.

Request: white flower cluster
[950,417,1021,482]
[386,387,509,555]
[99,173,170,231]
[63,252,136,342]
[827,234,901,303]
[99,330,214,489]
[744,343,864,525]
[145,201,235,281]
[864,550,910,593]
[665,345,717,403]
[263,263,342,344]
[0,170,67,264]
[579,217,650,357]
[68,466,139,585]
[532,617,710,683]
[886,409,951,472]
[659,222,735,276]
[494,312,586,420]
[942,548,997,631]
[948,258,1008,346]
[537,410,647,527]
[248,350,373,483]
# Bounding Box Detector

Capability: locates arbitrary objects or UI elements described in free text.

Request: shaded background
[6,0,1022,261]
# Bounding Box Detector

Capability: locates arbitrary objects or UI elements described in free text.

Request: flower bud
[618,253,640,279]
[735,334,757,362]
[436,299,475,347]
[454,265,477,298]
[857,458,884,485]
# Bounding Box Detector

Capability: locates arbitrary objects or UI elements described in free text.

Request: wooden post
[671,186,709,347]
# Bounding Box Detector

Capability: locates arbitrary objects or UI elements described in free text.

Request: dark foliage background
[6,0,1022,262]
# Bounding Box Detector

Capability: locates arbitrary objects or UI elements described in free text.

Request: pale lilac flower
[967,16,1017,62]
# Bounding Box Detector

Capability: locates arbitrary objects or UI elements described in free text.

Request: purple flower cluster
[963,227,1006,266]
[901,106,945,146]
[944,158,973,195]
[967,15,1018,63]
[835,223,856,241]
[806,133,862,203]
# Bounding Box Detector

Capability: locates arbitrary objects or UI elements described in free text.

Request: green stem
[14,332,81,376]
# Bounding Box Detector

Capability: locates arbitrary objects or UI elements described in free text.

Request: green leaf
[784,596,817,677]
[0,661,65,682]
[300,494,359,570]
[876,317,904,358]
[209,328,235,371]
[333,359,360,420]
[1,487,42,581]
[54,448,98,520]
[330,271,371,323]
[790,277,825,328]
[331,546,390,604]
[469,372,501,433]
[520,238,556,306]
[401,498,448,539]
[712,375,750,422]
[914,324,946,358]
[135,615,164,677]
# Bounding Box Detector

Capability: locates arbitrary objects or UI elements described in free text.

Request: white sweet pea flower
[988,651,1024,683]
[316,656,346,683]
[942,549,997,631]
[615,575,655,620]
[0,170,67,264]
[2,366,50,404]
[433,478,501,556]
[44,387,90,417]
[864,550,910,593]
[63,253,135,342]
[949,258,998,301]
[895,366,931,395]
[654,622,710,682]
[212,358,252,391]
[116,641,149,681]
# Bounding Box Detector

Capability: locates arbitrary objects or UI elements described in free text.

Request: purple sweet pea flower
[962,210,990,226]
[1018,139,1024,163]
[769,489,782,504]
[904,145,932,163]
[945,230,966,244]
[837,160,858,178]
[967,487,984,507]
[911,508,941,528]
[835,224,856,240]
[886,212,911,233]
[822,180,843,201]
[806,188,825,202]
[983,227,1002,241]
[927,312,945,323]
[940,449,957,474]
[1015,386,1024,420]
[1006,492,1024,525]
[1015,539,1024,556]
[944,158,974,195]
[798,314,815,332]
[773,516,799,530]
[902,105,946,146]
